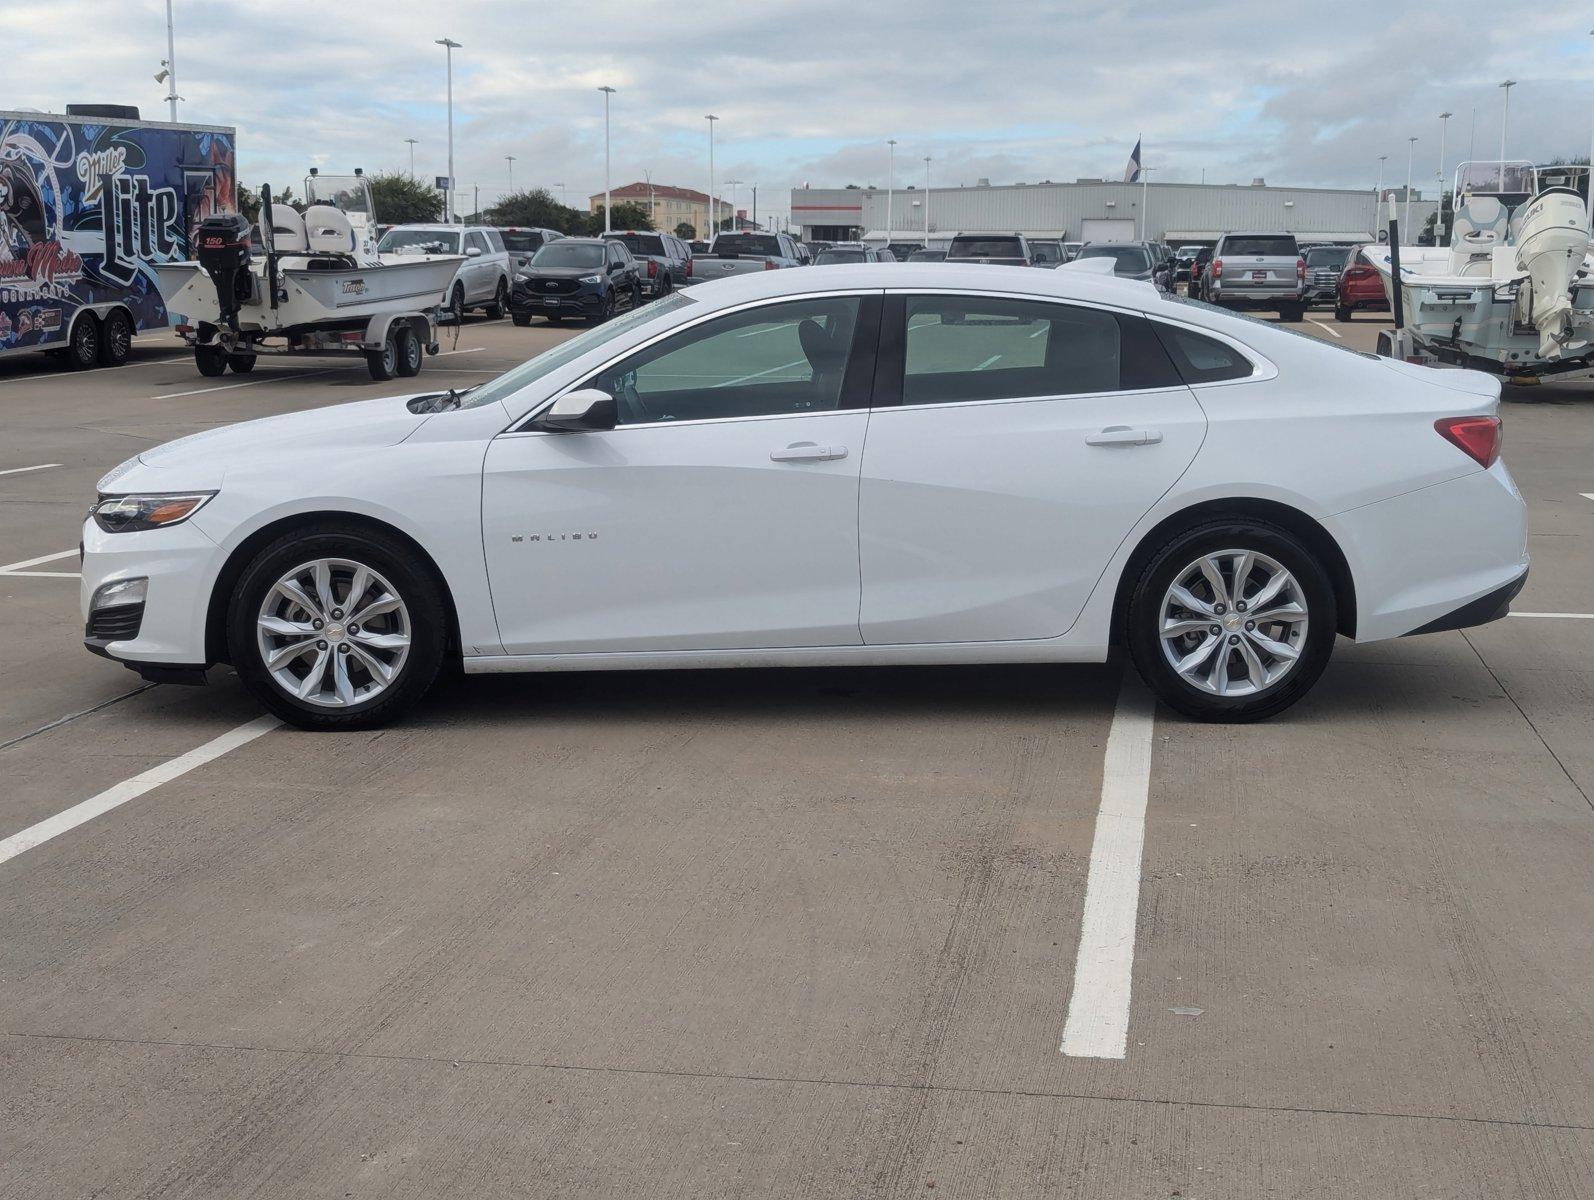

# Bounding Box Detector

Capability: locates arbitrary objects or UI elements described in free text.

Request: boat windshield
[1454,160,1536,197]
[379,229,462,255]
[305,174,375,217]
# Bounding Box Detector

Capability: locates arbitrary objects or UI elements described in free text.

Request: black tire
[366,330,399,381]
[592,290,616,325]
[630,282,642,310]
[227,525,449,731]
[67,314,100,369]
[511,312,531,327]
[1334,303,1352,323]
[1279,303,1305,323]
[98,309,133,367]
[486,278,509,319]
[655,278,671,300]
[228,353,257,373]
[1125,520,1337,723]
[395,326,423,377]
[195,344,228,377]
[448,285,465,326]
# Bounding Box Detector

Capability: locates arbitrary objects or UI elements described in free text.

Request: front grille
[87,602,144,641]
[1312,270,1337,286]
[533,278,580,294]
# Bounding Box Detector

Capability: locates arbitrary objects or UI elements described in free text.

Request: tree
[484,187,584,233]
[585,201,654,234]
[674,221,696,239]
[236,184,298,221]
[369,171,443,224]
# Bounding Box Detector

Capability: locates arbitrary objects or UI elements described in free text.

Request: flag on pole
[1123,138,1142,184]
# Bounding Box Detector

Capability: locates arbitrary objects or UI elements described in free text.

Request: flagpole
[1139,135,1148,238]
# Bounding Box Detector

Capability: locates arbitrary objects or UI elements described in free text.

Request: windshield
[379,229,460,255]
[609,233,665,256]
[1030,242,1064,263]
[713,234,782,257]
[459,291,698,410]
[1305,248,1349,268]
[948,238,1024,258]
[500,230,550,251]
[1222,235,1298,256]
[815,248,865,264]
[305,175,374,216]
[1077,245,1151,271]
[532,243,605,269]
[908,250,945,261]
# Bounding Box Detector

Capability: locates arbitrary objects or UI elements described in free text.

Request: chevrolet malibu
[82,264,1528,730]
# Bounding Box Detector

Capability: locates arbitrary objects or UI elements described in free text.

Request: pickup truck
[692,231,806,280]
[945,233,1033,266]
[1205,231,1306,321]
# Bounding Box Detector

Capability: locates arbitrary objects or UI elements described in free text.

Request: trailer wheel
[195,345,228,377]
[366,330,399,381]
[67,314,101,370]
[395,326,423,377]
[1375,331,1395,359]
[228,354,257,373]
[98,310,133,367]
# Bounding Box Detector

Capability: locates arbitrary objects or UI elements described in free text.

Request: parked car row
[1182,235,1390,322]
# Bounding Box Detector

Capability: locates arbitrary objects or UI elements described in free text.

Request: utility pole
[1404,136,1418,233]
[435,37,461,222]
[751,184,757,228]
[924,156,931,238]
[726,180,743,229]
[1436,112,1451,243]
[405,138,419,179]
[1374,154,1387,235]
[643,168,655,227]
[1498,80,1516,189]
[599,85,615,233]
[705,114,719,236]
[163,0,180,121]
[886,139,897,242]
[505,154,515,193]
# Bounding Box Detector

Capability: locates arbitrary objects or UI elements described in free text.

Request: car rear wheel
[98,309,133,367]
[1126,521,1336,722]
[228,527,448,730]
[1278,303,1305,322]
[1334,303,1352,322]
[486,278,508,319]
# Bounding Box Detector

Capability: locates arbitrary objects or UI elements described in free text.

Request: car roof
[682,262,1168,310]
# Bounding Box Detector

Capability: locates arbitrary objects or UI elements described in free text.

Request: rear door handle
[1085,426,1162,447]
[771,442,848,462]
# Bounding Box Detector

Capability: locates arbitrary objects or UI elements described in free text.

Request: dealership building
[788,178,1435,246]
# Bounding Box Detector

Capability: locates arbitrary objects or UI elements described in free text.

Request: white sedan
[81,264,1528,730]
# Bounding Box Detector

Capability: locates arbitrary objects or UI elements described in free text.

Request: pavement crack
[0,684,156,753]
[8,1029,1591,1136]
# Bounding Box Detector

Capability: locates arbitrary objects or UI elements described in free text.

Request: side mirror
[465,246,482,257]
[534,388,617,433]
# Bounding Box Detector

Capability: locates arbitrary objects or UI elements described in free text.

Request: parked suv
[602,229,693,298]
[1206,231,1306,320]
[378,224,513,322]
[814,243,884,264]
[1071,241,1173,291]
[1302,245,1351,306]
[510,237,642,325]
[1335,247,1390,321]
[498,227,563,274]
[946,233,1032,266]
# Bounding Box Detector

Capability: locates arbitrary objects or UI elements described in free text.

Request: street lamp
[1436,112,1451,243]
[1498,80,1516,171]
[162,0,180,122]
[1374,154,1388,236]
[435,37,461,222]
[886,139,897,243]
[405,138,419,179]
[505,154,515,194]
[923,156,931,238]
[598,86,615,233]
[705,114,719,237]
[643,168,655,228]
[726,179,743,229]
[1404,136,1418,233]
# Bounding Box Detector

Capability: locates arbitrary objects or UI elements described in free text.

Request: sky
[8,0,1593,227]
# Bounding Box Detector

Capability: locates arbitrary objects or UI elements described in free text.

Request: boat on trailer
[154,170,463,381]
[1369,161,1594,382]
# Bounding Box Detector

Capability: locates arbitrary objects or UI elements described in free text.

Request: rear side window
[1151,323,1254,384]
[613,233,665,256]
[1221,235,1298,256]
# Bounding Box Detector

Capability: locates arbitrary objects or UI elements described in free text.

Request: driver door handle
[771,442,848,462]
[1085,426,1162,447]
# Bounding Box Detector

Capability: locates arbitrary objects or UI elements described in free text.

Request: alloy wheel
[256,557,411,707]
[1158,549,1308,697]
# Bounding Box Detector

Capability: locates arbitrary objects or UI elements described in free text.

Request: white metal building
[789,178,1435,246]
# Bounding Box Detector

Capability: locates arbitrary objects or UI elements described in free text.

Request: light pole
[1374,155,1387,237]
[643,168,655,227]
[162,0,179,121]
[598,85,615,232]
[705,114,719,237]
[886,139,897,243]
[1404,136,1418,233]
[1498,79,1516,186]
[726,179,743,229]
[505,154,515,194]
[1436,112,1451,243]
[405,138,418,179]
[435,37,461,222]
[923,155,931,238]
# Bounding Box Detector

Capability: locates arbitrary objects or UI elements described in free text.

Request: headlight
[579,274,602,284]
[515,272,531,283]
[91,491,215,533]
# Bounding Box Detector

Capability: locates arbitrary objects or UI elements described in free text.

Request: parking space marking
[436,347,487,357]
[1309,320,1343,339]
[1511,611,1594,620]
[0,715,279,867]
[152,369,339,400]
[1581,493,1594,502]
[0,357,186,387]
[0,549,77,574]
[0,463,61,477]
[1059,674,1157,1060]
[1,570,79,578]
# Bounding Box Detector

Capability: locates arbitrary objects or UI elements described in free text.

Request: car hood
[520,265,603,280]
[99,395,433,491]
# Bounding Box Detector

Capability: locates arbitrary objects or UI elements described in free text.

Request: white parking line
[1511,611,1594,620]
[436,347,487,356]
[1309,319,1343,339]
[1,570,79,579]
[1580,493,1594,503]
[0,716,279,866]
[152,369,337,400]
[1060,674,1156,1059]
[0,549,77,574]
[0,463,61,477]
[0,357,186,387]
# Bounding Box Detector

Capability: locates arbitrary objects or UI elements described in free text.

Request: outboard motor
[195,212,254,330]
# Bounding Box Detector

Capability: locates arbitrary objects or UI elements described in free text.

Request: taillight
[686,257,693,278]
[647,259,657,278]
[1435,415,1501,468]
[1212,258,1222,278]
[763,259,778,270]
[1296,258,1306,281]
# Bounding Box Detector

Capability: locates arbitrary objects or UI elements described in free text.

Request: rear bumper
[1211,286,1304,305]
[1402,570,1527,636]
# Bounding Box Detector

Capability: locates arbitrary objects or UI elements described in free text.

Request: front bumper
[511,282,604,317]
[79,516,221,669]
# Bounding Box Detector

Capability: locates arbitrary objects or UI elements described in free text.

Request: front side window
[900,296,1126,404]
[466,232,490,254]
[584,296,865,425]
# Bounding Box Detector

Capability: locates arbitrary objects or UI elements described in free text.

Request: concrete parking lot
[2,308,1592,1198]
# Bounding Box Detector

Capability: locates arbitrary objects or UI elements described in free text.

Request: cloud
[8,0,1591,225]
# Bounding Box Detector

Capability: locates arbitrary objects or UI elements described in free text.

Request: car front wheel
[1126,521,1336,722]
[228,527,448,730]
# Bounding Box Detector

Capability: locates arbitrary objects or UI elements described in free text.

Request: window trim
[503,290,886,436]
